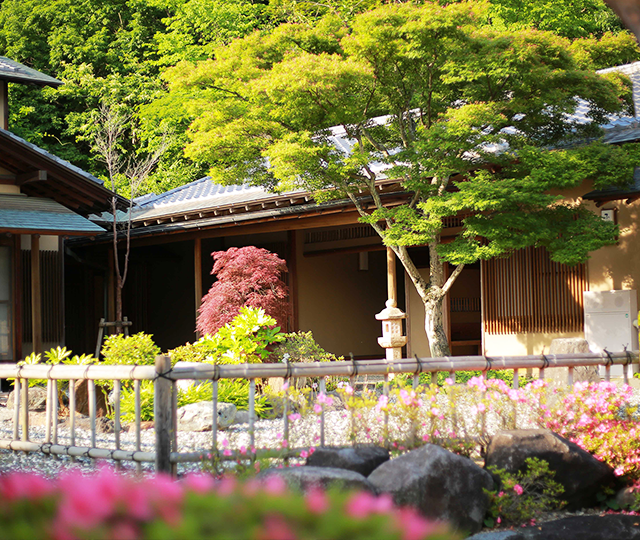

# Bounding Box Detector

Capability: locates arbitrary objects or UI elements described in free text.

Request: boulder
[73,380,109,417]
[6,386,47,411]
[469,515,640,540]
[548,339,599,386]
[177,401,236,431]
[61,414,115,434]
[233,410,250,425]
[306,445,390,477]
[485,429,616,510]
[258,466,377,493]
[368,444,494,535]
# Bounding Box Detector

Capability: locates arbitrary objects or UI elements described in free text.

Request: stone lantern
[376,247,407,361]
[376,300,407,361]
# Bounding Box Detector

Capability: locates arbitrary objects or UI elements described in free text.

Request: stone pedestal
[547,338,599,387]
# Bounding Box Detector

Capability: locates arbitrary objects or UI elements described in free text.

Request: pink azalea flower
[305,488,329,514]
[263,475,287,495]
[513,484,524,496]
[183,474,216,494]
[258,515,296,540]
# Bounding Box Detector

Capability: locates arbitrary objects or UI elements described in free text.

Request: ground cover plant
[0,467,457,540]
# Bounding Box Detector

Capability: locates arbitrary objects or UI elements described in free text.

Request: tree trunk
[115,275,123,333]
[424,296,450,357]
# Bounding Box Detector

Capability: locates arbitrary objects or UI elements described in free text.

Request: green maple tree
[147,3,640,354]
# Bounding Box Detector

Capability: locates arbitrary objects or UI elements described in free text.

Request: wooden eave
[0,131,127,215]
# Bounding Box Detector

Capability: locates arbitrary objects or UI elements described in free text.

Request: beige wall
[406,183,640,358]
[296,233,387,358]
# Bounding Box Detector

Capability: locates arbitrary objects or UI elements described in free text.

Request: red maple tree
[196,246,290,335]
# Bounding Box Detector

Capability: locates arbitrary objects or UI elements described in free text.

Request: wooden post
[0,81,8,130]
[194,238,202,339]
[155,355,173,475]
[31,235,42,355]
[387,247,397,308]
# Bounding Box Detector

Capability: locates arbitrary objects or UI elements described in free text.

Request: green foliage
[119,379,269,422]
[169,1,637,355]
[197,306,285,364]
[484,458,565,528]
[101,332,161,366]
[268,330,341,363]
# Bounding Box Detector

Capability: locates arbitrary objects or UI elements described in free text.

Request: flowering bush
[0,468,458,540]
[197,246,290,335]
[484,457,565,528]
[541,381,640,480]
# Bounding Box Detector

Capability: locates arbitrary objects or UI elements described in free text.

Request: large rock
[306,445,390,477]
[548,339,599,386]
[368,444,494,535]
[6,386,47,411]
[177,401,236,431]
[485,429,616,510]
[258,466,377,493]
[74,380,109,417]
[468,515,640,540]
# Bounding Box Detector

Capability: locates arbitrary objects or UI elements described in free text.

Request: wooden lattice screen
[22,250,64,343]
[482,247,587,334]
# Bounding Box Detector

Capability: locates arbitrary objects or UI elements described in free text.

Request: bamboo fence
[0,351,636,475]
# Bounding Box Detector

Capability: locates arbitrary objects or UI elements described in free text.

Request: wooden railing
[0,351,637,475]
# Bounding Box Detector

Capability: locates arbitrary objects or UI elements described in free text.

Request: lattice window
[22,250,64,343]
[482,247,587,334]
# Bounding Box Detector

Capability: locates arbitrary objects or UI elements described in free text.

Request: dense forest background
[1,0,638,197]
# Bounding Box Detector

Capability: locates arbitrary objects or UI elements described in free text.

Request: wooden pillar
[288,230,299,331]
[0,81,8,130]
[194,238,202,338]
[387,247,397,308]
[30,235,42,354]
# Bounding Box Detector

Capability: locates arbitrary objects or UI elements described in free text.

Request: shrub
[0,469,458,540]
[542,381,640,480]
[197,246,290,336]
[171,307,284,365]
[119,379,269,422]
[484,457,565,528]
[268,331,340,364]
[101,333,160,366]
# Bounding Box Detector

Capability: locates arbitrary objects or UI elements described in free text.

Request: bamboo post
[319,377,326,447]
[211,379,218,468]
[113,380,120,463]
[20,379,28,442]
[12,378,20,440]
[154,355,172,475]
[249,379,256,455]
[69,379,76,463]
[135,379,142,474]
[171,381,178,477]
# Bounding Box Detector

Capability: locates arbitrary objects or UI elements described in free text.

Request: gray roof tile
[0,57,62,87]
[0,195,105,234]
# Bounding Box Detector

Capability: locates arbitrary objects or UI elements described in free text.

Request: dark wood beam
[31,235,42,355]
[16,169,47,186]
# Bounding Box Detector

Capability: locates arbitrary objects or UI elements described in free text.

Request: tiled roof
[0,195,106,234]
[0,57,62,87]
[131,177,305,222]
[0,128,104,187]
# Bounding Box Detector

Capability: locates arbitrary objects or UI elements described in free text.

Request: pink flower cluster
[0,468,452,540]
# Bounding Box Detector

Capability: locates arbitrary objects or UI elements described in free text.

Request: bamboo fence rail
[0,351,636,475]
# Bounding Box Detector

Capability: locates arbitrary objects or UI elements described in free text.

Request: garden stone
[368,444,493,535]
[258,465,377,493]
[485,429,616,510]
[73,380,109,417]
[305,445,389,477]
[548,338,599,386]
[177,401,236,431]
[232,410,250,424]
[493,515,640,539]
[466,532,520,540]
[61,414,115,434]
[6,386,47,411]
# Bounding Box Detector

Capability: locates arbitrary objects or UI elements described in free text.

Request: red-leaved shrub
[197,246,290,335]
